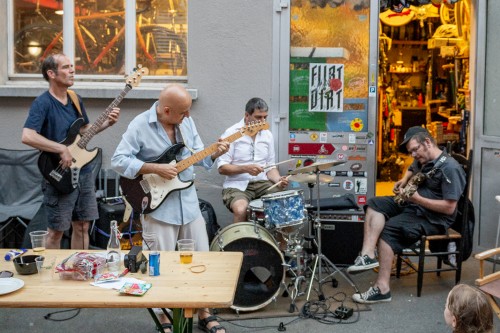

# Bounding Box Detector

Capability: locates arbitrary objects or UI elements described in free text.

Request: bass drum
[210,222,284,312]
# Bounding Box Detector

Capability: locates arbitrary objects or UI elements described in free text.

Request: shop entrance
[377,1,471,183]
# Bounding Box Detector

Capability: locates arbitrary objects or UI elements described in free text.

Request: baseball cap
[399,126,429,153]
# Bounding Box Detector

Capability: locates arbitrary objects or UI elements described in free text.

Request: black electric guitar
[119,121,269,214]
[38,66,148,194]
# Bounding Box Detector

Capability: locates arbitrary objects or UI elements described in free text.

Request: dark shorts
[42,171,99,231]
[366,196,445,254]
[222,180,279,211]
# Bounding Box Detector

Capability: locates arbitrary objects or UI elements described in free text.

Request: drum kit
[210,160,360,314]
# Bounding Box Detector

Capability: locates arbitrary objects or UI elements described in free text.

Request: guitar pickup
[139,179,151,194]
[49,170,63,182]
[71,168,80,187]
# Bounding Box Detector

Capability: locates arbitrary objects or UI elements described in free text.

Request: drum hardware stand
[306,169,360,301]
[280,231,310,313]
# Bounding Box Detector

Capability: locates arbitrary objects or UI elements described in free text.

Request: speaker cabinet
[314,210,365,266]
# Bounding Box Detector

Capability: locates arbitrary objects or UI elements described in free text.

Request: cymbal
[289,174,334,184]
[289,160,345,174]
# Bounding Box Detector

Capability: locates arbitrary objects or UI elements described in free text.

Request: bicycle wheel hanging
[14,24,63,74]
[76,17,125,74]
[137,25,187,76]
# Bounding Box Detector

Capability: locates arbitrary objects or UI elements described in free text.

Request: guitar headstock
[125,65,149,87]
[241,121,270,137]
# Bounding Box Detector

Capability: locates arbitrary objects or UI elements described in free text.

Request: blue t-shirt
[24,91,90,143]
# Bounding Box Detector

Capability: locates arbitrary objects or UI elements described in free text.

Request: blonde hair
[447,284,494,333]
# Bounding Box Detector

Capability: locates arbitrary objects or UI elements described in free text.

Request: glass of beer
[177,239,195,264]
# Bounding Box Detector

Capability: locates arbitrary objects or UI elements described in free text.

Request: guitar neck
[77,84,132,149]
[175,130,244,173]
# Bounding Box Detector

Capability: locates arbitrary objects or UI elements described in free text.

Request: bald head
[157,84,192,125]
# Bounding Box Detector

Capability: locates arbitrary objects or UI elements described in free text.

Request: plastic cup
[30,230,48,252]
[35,256,45,274]
[177,239,195,264]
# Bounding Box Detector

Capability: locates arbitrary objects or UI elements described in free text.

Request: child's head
[444,284,493,333]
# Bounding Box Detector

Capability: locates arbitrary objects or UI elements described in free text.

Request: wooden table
[0,249,242,332]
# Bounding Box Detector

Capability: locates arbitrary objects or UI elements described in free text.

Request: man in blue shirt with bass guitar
[22,53,120,250]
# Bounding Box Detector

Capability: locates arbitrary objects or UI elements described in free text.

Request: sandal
[157,323,172,333]
[197,315,226,333]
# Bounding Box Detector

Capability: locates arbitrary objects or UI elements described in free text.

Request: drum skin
[210,222,284,311]
[247,199,265,225]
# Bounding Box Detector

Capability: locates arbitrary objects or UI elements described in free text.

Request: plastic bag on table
[56,252,106,281]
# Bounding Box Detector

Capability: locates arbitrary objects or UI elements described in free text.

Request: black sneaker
[352,287,392,304]
[346,254,379,273]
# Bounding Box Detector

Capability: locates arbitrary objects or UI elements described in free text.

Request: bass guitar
[38,66,148,194]
[119,121,269,214]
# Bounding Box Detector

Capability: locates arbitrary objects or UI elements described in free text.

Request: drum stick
[264,158,295,170]
[266,175,291,192]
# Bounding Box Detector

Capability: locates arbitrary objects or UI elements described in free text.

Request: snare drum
[210,222,284,312]
[247,199,265,225]
[261,189,305,228]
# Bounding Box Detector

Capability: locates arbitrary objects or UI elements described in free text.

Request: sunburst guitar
[119,121,269,214]
[37,66,148,194]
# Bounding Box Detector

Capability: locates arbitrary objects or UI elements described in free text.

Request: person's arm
[393,168,414,194]
[218,163,264,176]
[408,193,458,215]
[266,168,289,189]
[138,162,178,179]
[21,128,73,169]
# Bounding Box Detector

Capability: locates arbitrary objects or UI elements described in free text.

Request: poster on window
[309,63,344,113]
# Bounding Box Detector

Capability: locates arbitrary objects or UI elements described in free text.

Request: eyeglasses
[408,143,423,155]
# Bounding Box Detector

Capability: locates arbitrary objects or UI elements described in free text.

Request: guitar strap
[424,154,448,179]
[67,89,83,117]
[177,124,196,154]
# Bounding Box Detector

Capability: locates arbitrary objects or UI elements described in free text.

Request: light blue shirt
[111,101,214,225]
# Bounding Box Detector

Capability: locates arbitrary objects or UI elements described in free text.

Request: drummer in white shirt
[217,97,289,224]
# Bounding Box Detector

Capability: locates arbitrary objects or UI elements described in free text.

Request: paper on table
[90,277,146,290]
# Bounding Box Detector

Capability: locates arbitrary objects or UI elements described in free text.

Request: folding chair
[0,148,43,248]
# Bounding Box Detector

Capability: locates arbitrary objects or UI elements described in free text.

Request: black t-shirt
[408,151,466,227]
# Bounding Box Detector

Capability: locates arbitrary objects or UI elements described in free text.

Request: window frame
[7,0,188,85]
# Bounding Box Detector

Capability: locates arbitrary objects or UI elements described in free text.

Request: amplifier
[91,200,142,250]
[312,209,365,266]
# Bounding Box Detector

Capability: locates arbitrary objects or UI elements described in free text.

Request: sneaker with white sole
[352,286,392,304]
[346,254,379,273]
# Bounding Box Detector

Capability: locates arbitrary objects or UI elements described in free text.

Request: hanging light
[28,42,42,57]
[55,0,63,15]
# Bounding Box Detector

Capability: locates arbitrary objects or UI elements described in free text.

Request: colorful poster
[309,63,344,112]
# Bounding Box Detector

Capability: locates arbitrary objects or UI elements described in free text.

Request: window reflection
[13,0,187,77]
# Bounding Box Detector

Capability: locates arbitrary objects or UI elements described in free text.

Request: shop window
[12,0,187,77]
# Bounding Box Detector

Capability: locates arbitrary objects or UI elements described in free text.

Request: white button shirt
[217,118,276,191]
